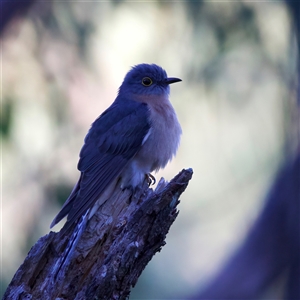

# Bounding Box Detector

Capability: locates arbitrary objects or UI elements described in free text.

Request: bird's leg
[145,173,156,186]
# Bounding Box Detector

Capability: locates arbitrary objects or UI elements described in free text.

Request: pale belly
[120,103,181,189]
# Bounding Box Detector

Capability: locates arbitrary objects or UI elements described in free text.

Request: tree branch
[4,168,193,300]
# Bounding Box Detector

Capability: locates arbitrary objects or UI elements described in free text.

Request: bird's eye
[142,77,153,87]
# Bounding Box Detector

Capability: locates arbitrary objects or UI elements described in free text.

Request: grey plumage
[50,64,182,231]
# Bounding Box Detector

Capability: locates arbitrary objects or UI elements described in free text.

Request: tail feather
[50,179,81,228]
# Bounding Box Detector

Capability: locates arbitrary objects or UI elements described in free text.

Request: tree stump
[4,168,193,300]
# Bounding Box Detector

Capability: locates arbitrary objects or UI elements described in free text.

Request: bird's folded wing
[50,98,151,229]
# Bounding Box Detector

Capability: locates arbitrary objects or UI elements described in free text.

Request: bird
[50,63,182,232]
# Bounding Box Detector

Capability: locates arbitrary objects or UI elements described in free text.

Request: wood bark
[4,168,193,300]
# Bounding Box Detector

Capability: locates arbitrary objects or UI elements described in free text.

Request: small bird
[50,63,182,231]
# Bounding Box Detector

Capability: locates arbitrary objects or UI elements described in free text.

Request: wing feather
[50,97,151,230]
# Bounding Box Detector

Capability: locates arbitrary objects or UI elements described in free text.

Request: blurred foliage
[1,0,298,299]
[0,98,13,139]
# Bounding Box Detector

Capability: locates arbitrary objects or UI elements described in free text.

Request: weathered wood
[4,168,193,300]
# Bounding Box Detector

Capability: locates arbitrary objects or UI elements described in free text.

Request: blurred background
[1,1,298,299]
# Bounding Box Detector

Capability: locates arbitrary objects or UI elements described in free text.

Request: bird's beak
[164,77,182,85]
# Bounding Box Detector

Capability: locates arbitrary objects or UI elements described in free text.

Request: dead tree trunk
[3,168,193,300]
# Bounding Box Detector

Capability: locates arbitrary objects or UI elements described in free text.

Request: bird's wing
[50,98,151,229]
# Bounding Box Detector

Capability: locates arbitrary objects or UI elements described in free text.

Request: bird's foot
[145,173,156,186]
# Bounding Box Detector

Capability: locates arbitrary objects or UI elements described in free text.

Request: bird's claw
[146,173,156,186]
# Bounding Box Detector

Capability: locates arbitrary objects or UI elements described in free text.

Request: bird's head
[118,64,181,97]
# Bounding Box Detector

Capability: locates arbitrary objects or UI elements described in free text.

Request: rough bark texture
[4,168,193,300]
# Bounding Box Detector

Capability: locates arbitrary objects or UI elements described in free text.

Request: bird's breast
[134,94,181,171]
[120,94,181,189]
